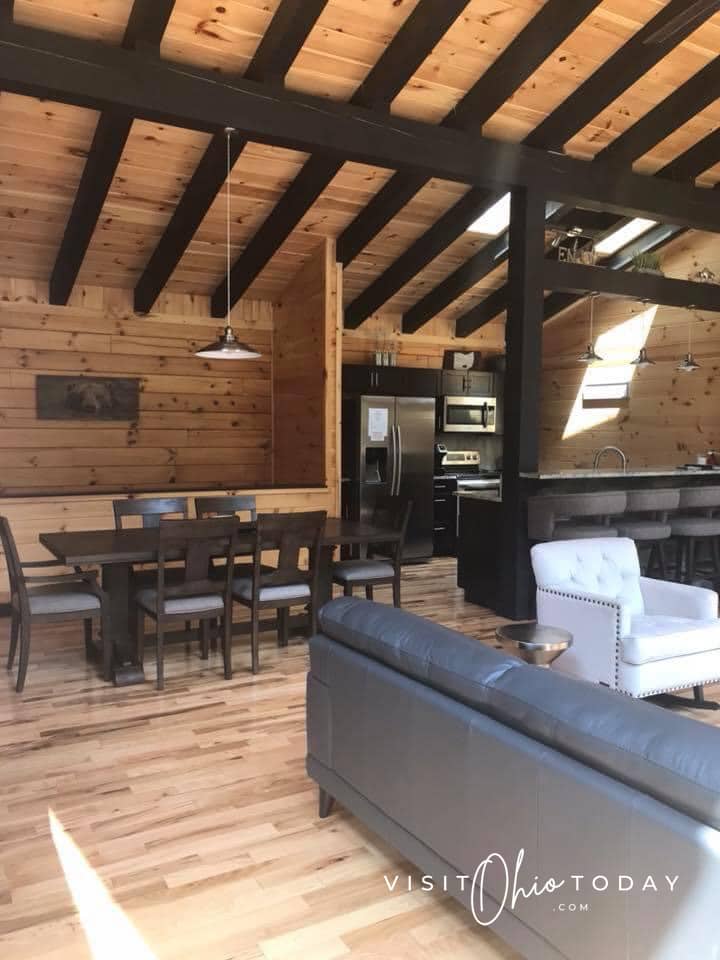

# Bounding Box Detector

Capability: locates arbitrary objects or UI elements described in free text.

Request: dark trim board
[2,25,720,236]
[543,260,720,312]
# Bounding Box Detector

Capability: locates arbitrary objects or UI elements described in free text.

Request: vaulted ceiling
[2,0,720,333]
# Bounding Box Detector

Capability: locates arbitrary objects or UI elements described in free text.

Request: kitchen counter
[521,467,720,480]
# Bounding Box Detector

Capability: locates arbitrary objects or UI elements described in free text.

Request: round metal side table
[496,623,573,667]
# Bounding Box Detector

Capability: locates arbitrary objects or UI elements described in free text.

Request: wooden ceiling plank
[133,0,329,314]
[48,0,176,306]
[353,0,720,330]
[336,0,603,269]
[211,0,473,318]
[1,24,719,234]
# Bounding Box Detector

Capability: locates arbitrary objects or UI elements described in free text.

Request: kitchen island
[458,468,720,619]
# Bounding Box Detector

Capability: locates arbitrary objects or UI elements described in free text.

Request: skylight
[594,218,657,256]
[467,193,511,236]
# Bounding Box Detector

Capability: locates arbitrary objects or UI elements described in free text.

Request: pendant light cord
[226,127,232,330]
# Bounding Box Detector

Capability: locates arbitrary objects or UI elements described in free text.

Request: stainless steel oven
[441,396,499,433]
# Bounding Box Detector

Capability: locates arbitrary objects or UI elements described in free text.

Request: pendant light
[578,294,603,364]
[677,310,700,373]
[196,128,261,361]
[631,347,655,368]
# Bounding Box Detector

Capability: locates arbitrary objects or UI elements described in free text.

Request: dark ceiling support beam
[48,0,176,306]
[335,0,603,267]
[1,27,718,230]
[133,0,329,314]
[353,0,720,330]
[455,286,508,337]
[211,0,473,317]
[660,127,720,182]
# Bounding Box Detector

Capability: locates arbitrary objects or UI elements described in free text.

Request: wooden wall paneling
[540,229,720,471]
[0,278,272,494]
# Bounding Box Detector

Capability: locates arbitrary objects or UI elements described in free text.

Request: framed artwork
[36,375,140,421]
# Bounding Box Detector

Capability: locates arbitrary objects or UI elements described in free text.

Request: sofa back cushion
[317,597,720,830]
[531,537,644,616]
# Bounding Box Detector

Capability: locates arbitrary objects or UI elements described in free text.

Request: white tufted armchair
[531,538,720,707]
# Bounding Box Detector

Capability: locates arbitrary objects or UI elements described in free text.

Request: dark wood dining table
[39,518,401,685]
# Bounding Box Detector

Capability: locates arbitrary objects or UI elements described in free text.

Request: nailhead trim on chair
[631,677,720,698]
[538,588,622,691]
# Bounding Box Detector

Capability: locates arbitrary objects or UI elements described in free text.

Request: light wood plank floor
[0,558,717,960]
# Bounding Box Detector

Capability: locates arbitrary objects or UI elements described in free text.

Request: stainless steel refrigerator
[342,395,435,561]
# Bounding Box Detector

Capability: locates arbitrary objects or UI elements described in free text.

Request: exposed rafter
[47,0,176,306]
[347,0,718,330]
[0,25,718,234]
[336,0,603,267]
[211,0,473,318]
[133,0,329,314]
[456,128,720,337]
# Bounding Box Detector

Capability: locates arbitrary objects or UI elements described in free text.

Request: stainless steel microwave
[441,395,499,433]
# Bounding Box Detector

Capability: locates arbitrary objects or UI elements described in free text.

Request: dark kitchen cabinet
[440,370,495,397]
[433,477,458,556]
[342,364,439,397]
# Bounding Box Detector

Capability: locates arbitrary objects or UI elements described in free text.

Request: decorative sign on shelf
[36,375,140,421]
[443,350,480,371]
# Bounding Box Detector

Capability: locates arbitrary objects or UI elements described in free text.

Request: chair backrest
[113,497,188,530]
[195,495,257,522]
[531,537,644,616]
[155,517,242,604]
[254,511,326,590]
[0,516,27,607]
[528,492,627,541]
[625,488,680,514]
[371,496,412,563]
[678,486,720,513]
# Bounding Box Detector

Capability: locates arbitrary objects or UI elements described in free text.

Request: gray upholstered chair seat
[552,522,618,540]
[670,516,720,537]
[136,589,223,616]
[232,578,311,603]
[615,520,671,541]
[27,584,102,616]
[332,559,395,583]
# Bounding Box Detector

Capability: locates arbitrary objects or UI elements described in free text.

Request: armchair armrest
[640,577,719,621]
[536,587,631,689]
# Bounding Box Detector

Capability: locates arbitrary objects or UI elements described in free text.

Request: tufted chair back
[531,537,644,617]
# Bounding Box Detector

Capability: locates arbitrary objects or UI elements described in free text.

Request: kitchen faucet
[593,446,628,473]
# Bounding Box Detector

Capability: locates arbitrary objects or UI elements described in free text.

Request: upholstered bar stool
[671,487,720,584]
[614,489,679,579]
[550,492,626,541]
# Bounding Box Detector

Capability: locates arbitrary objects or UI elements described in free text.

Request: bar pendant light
[677,310,700,373]
[631,346,655,368]
[196,128,261,361]
[578,294,603,364]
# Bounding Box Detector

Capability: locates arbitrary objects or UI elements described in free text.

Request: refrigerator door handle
[395,425,403,495]
[391,424,399,495]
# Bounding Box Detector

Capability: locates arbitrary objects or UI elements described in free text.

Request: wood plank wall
[273,240,341,516]
[342,313,505,367]
[0,279,272,493]
[541,230,720,471]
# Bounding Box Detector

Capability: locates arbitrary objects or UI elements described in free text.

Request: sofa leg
[318,787,335,819]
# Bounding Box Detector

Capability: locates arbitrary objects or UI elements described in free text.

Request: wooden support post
[500,188,546,619]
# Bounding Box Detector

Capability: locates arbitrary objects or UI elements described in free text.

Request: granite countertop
[520,467,720,480]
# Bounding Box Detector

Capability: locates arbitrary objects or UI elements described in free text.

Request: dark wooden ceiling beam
[1,26,719,233]
[455,286,508,338]
[336,0,603,267]
[48,0,176,306]
[133,0,328,314]
[352,0,718,329]
[211,0,473,317]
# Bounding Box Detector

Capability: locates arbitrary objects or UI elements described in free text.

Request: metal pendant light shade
[677,352,700,373]
[578,294,603,364]
[631,346,655,368]
[196,128,260,361]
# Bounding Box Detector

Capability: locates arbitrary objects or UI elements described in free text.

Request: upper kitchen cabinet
[440,371,497,397]
[342,365,439,397]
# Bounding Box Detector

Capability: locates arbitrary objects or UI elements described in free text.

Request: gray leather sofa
[306,597,720,960]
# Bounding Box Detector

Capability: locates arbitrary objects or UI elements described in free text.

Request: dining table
[39,517,401,685]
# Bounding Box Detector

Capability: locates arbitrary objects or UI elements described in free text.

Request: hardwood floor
[0,558,717,960]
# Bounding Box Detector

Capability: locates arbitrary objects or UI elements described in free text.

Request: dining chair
[134,517,239,690]
[331,497,411,607]
[232,511,326,674]
[1,516,110,692]
[195,494,273,585]
[113,497,189,529]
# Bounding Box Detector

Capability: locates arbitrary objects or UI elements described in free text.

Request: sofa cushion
[531,537,644,617]
[622,615,720,665]
[317,597,520,711]
[318,597,720,831]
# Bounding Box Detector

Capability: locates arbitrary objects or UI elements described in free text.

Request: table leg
[102,562,145,686]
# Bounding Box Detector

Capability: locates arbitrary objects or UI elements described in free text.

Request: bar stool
[670,487,720,584]
[614,489,679,578]
[549,492,627,541]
